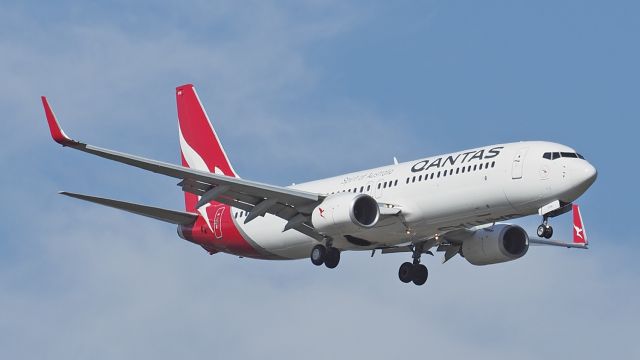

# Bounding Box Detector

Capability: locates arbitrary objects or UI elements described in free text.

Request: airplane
[42,84,597,286]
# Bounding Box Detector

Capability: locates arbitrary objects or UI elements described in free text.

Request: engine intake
[311,193,380,235]
[462,224,529,266]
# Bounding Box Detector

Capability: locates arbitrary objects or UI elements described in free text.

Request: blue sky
[1,1,638,358]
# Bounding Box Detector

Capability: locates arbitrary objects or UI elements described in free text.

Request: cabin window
[367,185,371,191]
[418,175,423,181]
[491,161,496,168]
[394,180,398,186]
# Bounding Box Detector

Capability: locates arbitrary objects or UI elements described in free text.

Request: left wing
[42,97,325,240]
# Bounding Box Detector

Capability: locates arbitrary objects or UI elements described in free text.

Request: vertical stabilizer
[176,84,238,212]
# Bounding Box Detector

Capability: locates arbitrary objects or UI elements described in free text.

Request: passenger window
[418,175,422,181]
[367,185,371,191]
[473,165,477,171]
[406,178,410,184]
[456,168,460,174]
[394,180,398,186]
[491,161,496,168]
[479,163,483,170]
[443,171,447,177]
[467,165,472,172]
[437,171,441,178]
[430,173,434,179]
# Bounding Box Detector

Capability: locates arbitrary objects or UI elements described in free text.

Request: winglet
[41,96,77,146]
[572,204,588,246]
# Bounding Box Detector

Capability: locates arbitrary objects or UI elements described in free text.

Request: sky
[1,0,639,358]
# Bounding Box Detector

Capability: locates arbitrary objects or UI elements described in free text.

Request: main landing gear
[537,216,554,239]
[310,244,340,269]
[398,243,429,286]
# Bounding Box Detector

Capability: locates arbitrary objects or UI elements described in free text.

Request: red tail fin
[176,84,238,212]
[572,204,588,245]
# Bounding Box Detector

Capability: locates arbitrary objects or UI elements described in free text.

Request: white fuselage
[231,141,597,259]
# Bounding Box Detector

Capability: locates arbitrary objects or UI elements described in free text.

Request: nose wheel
[537,217,554,239]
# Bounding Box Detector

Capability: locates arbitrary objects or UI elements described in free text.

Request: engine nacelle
[311,193,380,235]
[462,224,529,266]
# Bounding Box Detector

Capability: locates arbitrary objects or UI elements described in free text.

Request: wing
[42,97,326,240]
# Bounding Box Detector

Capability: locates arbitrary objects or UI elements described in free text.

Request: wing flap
[60,192,198,225]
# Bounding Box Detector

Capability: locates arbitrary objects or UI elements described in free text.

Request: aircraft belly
[235,215,316,259]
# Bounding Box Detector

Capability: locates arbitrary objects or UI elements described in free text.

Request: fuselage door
[512,148,528,179]
[213,206,225,239]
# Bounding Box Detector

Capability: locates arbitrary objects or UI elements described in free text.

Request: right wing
[42,97,326,240]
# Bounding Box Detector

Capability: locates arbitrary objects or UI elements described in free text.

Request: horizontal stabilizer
[59,192,198,225]
[529,238,588,249]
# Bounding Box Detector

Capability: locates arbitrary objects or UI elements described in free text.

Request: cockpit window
[543,151,585,160]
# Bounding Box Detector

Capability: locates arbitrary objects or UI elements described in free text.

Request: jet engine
[311,193,380,235]
[462,224,529,265]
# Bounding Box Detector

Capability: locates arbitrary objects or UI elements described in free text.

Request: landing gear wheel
[310,245,326,266]
[398,262,414,283]
[324,247,340,269]
[537,224,553,239]
[412,264,428,286]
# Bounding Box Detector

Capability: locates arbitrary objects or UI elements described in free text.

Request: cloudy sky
[1,1,638,358]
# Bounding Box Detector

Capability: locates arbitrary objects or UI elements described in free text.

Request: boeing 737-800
[42,84,597,286]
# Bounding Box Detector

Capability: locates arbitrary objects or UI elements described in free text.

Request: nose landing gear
[537,216,554,239]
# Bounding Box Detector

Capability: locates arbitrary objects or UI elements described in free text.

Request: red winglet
[41,96,76,146]
[572,204,588,245]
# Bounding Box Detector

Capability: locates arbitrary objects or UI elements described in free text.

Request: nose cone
[577,162,598,190]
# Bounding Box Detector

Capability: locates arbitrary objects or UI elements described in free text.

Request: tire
[310,245,326,266]
[412,264,428,286]
[398,262,414,283]
[537,225,546,238]
[324,247,341,269]
[544,225,554,239]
